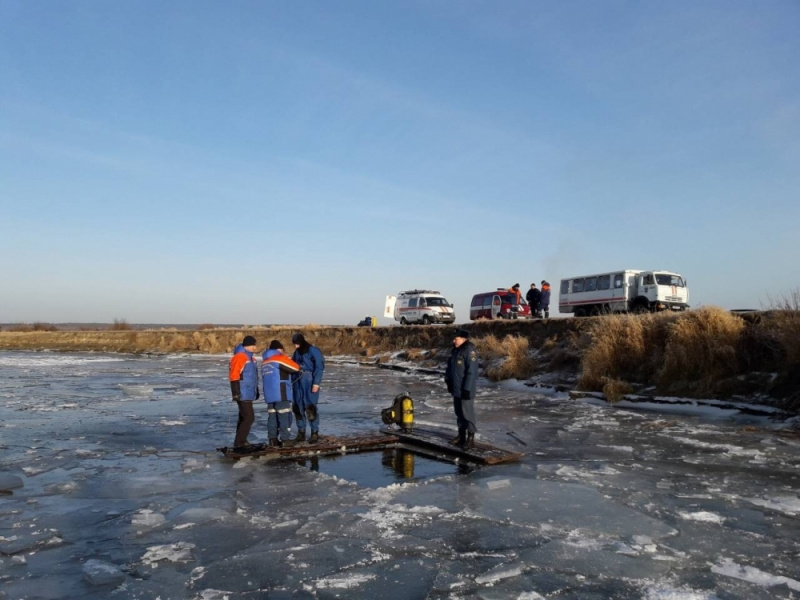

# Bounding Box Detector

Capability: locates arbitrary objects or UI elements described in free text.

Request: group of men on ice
[228,325,482,454]
[228,333,325,454]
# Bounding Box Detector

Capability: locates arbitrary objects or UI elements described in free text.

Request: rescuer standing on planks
[445,328,479,449]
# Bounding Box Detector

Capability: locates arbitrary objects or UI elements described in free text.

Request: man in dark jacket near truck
[526,283,542,318]
[444,328,479,449]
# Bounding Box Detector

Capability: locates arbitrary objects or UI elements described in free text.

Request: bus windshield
[655,274,685,287]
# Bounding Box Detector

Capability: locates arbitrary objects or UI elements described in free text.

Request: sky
[1,1,798,325]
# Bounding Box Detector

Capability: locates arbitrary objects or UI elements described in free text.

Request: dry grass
[578,312,675,391]
[578,306,799,401]
[480,335,537,382]
[657,307,745,394]
[602,378,635,403]
[764,288,800,311]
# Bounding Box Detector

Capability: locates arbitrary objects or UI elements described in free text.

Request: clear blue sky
[1,1,798,325]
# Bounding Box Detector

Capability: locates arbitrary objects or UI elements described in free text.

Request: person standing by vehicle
[445,328,479,449]
[261,340,301,448]
[507,283,522,304]
[540,280,551,319]
[291,333,325,444]
[229,335,260,453]
[526,283,542,318]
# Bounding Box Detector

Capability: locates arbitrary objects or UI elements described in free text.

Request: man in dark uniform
[526,283,542,318]
[444,328,479,448]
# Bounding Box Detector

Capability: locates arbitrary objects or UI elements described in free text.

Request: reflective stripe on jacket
[261,349,300,404]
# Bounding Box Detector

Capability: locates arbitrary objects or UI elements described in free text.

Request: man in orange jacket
[229,335,260,453]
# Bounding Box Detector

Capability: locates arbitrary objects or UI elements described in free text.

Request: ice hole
[296,447,475,488]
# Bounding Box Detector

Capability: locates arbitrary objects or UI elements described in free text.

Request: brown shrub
[110,319,132,331]
[579,313,673,391]
[759,310,800,367]
[483,335,537,382]
[602,378,634,403]
[657,307,744,393]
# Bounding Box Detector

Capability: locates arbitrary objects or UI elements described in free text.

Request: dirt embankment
[0,320,584,358]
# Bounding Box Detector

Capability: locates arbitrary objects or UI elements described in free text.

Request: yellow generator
[381,393,414,432]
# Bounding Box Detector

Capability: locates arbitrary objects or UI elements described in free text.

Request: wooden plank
[217,428,523,465]
[217,433,399,461]
[383,427,524,465]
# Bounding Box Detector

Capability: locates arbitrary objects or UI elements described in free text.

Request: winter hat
[291,333,306,345]
[268,340,284,351]
[512,283,520,289]
[242,335,257,347]
[454,328,470,339]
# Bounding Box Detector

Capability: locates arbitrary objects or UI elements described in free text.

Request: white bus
[559,270,689,316]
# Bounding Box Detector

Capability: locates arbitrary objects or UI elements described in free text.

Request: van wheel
[400,317,408,325]
[422,315,431,325]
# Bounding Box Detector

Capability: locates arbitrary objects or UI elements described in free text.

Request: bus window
[613,273,623,288]
[598,275,611,290]
[585,277,597,292]
[572,279,584,293]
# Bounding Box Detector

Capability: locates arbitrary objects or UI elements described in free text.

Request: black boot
[463,432,475,449]
[449,429,466,446]
[294,430,306,443]
[309,431,319,444]
[269,438,281,448]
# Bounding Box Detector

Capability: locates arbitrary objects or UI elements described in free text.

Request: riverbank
[1,308,798,413]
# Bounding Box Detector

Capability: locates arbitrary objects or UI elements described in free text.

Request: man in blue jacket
[261,340,301,448]
[291,333,325,444]
[444,328,479,448]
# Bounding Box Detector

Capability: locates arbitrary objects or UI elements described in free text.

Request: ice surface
[81,559,126,586]
[0,473,23,491]
[1,350,799,599]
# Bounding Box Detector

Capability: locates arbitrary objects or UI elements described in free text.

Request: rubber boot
[449,429,466,446]
[294,430,306,443]
[309,432,319,444]
[269,438,281,448]
[463,432,476,449]
[280,438,296,448]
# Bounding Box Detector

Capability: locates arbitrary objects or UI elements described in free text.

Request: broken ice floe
[82,559,126,586]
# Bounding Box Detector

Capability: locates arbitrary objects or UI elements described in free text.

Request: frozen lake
[1,350,799,599]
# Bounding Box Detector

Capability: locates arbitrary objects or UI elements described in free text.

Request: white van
[558,269,689,316]
[384,290,456,325]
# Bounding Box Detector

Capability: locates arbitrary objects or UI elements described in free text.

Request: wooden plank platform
[218,427,523,466]
[217,433,400,460]
[385,427,524,465]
